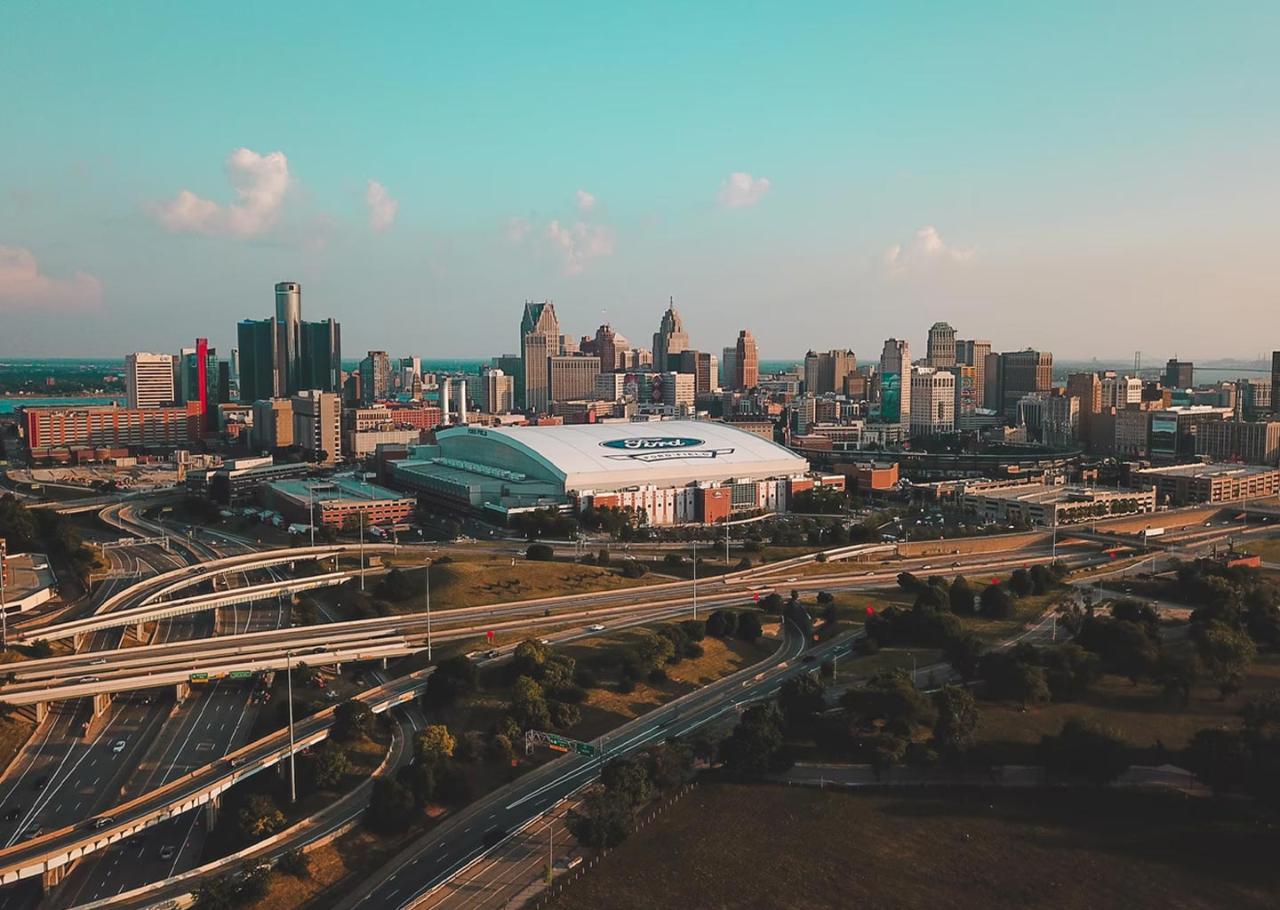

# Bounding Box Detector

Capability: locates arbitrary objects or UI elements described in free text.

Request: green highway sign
[575,743,596,756]
[229,670,252,680]
[189,672,209,682]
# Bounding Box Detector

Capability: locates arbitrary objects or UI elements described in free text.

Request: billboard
[881,371,901,422]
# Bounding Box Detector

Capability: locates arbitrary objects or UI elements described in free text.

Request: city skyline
[2,2,1278,359]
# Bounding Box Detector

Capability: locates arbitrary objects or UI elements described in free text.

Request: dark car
[3,807,20,821]
[32,776,48,792]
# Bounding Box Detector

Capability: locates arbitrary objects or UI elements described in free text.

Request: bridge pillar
[205,794,221,829]
[136,622,146,641]
[92,691,112,719]
[73,632,84,652]
[42,862,70,891]
[175,681,191,703]
[381,657,388,670]
[34,701,48,723]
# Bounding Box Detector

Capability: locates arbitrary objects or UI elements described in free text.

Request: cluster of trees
[1185,690,1280,804]
[511,508,579,541]
[193,862,277,909]
[840,671,981,776]
[705,609,762,643]
[790,486,852,515]
[1178,560,1279,693]
[578,505,642,537]
[501,639,586,733]
[0,493,94,582]
[568,743,695,848]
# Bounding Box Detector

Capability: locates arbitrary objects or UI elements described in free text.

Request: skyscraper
[275,281,302,395]
[995,349,1053,416]
[803,350,856,395]
[652,299,689,373]
[678,350,718,396]
[591,324,628,372]
[910,367,955,435]
[926,322,957,368]
[879,338,911,432]
[520,300,559,412]
[125,353,176,408]
[1164,358,1194,389]
[955,339,991,408]
[360,351,392,404]
[300,318,342,393]
[721,346,738,390]
[237,318,280,402]
[549,354,602,403]
[731,330,758,390]
[1274,352,1280,416]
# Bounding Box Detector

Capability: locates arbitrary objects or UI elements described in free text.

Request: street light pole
[285,650,297,803]
[359,512,366,591]
[425,557,433,661]
[692,538,698,620]
[0,561,7,652]
[308,482,315,548]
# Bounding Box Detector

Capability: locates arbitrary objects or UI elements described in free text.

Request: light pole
[691,538,698,620]
[546,820,554,884]
[425,557,433,661]
[0,559,7,652]
[285,650,297,803]
[724,520,730,572]
[308,482,315,548]
[359,511,366,591]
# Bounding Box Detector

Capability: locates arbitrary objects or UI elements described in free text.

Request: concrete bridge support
[204,794,221,829]
[175,681,192,703]
[92,691,112,719]
[34,701,48,723]
[42,861,72,891]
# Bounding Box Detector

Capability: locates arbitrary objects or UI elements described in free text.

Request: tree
[841,670,934,735]
[601,757,652,807]
[512,676,551,730]
[526,543,554,561]
[1185,727,1253,794]
[931,685,979,762]
[238,793,286,841]
[423,655,478,707]
[1077,617,1159,684]
[549,699,581,729]
[486,733,516,764]
[397,760,437,806]
[567,791,632,847]
[778,675,826,732]
[705,610,728,638]
[1029,563,1055,595]
[1038,717,1130,785]
[512,639,549,678]
[645,741,694,792]
[980,584,1014,619]
[193,876,238,910]
[1039,643,1102,701]
[719,703,790,775]
[415,725,457,765]
[277,848,311,879]
[1196,622,1257,698]
[736,612,763,642]
[333,700,372,741]
[635,631,676,670]
[368,777,417,832]
[761,592,784,615]
[948,576,975,615]
[943,632,984,681]
[311,739,352,789]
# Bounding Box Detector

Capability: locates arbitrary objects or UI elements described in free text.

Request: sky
[1,1,1277,362]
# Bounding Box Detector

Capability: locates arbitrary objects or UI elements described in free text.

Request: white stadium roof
[436,420,809,491]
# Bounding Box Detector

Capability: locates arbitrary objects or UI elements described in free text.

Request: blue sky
[1,1,1277,361]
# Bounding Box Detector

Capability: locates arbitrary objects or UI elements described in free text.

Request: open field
[976,651,1280,761]
[546,783,1280,910]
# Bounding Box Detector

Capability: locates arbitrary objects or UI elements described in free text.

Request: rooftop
[1135,462,1279,479]
[269,474,410,503]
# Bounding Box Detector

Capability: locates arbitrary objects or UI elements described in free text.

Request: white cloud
[575,189,597,214]
[718,171,772,208]
[365,180,398,232]
[881,225,974,274]
[506,217,532,244]
[545,220,615,275]
[156,148,290,237]
[0,246,102,311]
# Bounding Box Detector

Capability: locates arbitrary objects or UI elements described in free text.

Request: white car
[112,740,126,754]
[586,624,605,632]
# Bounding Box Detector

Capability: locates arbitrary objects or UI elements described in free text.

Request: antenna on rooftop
[1134,351,1141,374]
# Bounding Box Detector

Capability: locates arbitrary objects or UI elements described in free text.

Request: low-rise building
[959,480,1156,527]
[1195,420,1280,466]
[263,474,416,529]
[1134,462,1280,505]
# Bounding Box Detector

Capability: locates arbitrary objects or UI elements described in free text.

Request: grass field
[975,651,1280,761]
[0,710,35,780]
[546,783,1280,910]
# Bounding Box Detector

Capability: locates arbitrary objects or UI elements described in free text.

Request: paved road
[339,622,853,910]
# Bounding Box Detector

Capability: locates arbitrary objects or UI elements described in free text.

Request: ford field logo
[601,437,734,462]
[601,437,704,451]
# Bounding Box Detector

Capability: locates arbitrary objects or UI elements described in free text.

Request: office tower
[251,398,294,450]
[360,351,391,405]
[1066,372,1103,445]
[1235,378,1272,420]
[300,318,342,393]
[1273,352,1280,416]
[237,318,280,401]
[291,390,341,463]
[441,377,452,424]
[995,349,1053,416]
[953,364,978,420]
[721,346,738,390]
[656,371,696,412]
[229,349,240,387]
[678,350,718,396]
[1100,373,1143,409]
[926,322,957,368]
[803,350,856,395]
[731,330,759,390]
[910,367,955,435]
[195,338,212,433]
[275,281,303,395]
[1164,358,1194,389]
[879,338,911,431]
[955,340,992,407]
[453,379,468,424]
[591,324,628,372]
[520,300,560,412]
[548,354,602,403]
[652,298,689,373]
[125,353,176,409]
[594,373,626,402]
[482,368,514,414]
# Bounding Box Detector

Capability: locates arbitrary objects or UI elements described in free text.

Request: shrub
[526,543,554,561]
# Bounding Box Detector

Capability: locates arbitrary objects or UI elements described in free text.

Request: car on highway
[112,740,127,754]
[93,816,114,829]
[3,807,20,821]
[587,624,605,632]
[158,845,176,860]
[22,825,42,840]
[78,676,100,683]
[32,776,48,792]
[484,649,500,659]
